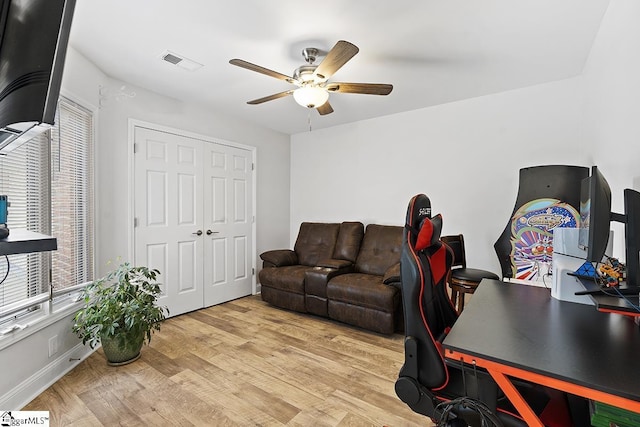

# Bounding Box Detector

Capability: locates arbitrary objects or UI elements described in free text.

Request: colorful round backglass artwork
[510,198,580,281]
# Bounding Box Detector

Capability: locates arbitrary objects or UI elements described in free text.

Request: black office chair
[441,234,499,314]
[395,194,574,427]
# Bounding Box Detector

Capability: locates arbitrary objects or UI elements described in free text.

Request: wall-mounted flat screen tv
[0,0,76,153]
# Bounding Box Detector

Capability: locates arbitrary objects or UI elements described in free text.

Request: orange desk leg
[488,369,544,427]
[446,349,640,420]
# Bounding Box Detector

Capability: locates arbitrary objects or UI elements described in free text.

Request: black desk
[0,229,57,255]
[578,277,640,315]
[443,279,640,426]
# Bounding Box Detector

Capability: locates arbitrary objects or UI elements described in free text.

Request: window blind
[0,96,94,315]
[50,98,95,290]
[0,134,50,309]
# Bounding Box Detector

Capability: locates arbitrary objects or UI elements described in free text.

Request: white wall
[580,0,640,258]
[0,309,94,409]
[291,78,589,273]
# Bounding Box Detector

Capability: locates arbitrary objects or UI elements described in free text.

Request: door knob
[192,230,203,236]
[206,229,219,235]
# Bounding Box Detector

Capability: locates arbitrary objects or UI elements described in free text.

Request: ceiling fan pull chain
[308,110,312,132]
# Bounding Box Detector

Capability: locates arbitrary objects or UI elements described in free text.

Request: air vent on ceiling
[160,50,203,71]
[162,53,182,65]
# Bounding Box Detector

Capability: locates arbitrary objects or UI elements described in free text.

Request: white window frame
[0,93,96,328]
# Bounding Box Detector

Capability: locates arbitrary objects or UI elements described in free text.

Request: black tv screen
[0,0,76,151]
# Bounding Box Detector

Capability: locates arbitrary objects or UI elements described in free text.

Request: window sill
[0,297,83,352]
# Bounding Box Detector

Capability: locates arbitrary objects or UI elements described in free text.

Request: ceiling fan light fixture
[230,40,391,115]
[293,86,329,108]
[293,65,320,83]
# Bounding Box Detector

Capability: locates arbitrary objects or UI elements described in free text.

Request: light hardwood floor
[24,295,433,426]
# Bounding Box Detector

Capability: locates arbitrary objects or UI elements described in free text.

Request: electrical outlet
[48,335,58,358]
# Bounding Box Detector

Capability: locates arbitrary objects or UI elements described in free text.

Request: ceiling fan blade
[326,82,393,95]
[316,101,334,116]
[313,40,359,80]
[229,59,294,83]
[247,90,294,105]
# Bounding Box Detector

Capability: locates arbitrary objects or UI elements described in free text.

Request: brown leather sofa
[326,224,403,334]
[259,222,364,313]
[259,222,404,334]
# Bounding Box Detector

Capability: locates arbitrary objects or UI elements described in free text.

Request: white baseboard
[0,342,95,410]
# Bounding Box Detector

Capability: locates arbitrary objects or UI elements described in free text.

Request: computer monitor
[624,188,640,287]
[579,166,612,263]
[578,165,640,287]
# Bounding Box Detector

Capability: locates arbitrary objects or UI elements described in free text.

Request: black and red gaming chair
[395,194,577,427]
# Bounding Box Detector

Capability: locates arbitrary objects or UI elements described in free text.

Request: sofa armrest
[383,262,401,285]
[317,258,352,269]
[260,249,298,268]
[305,265,354,297]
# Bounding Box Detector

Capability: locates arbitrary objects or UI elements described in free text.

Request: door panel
[134,127,204,316]
[234,179,247,222]
[146,243,168,298]
[211,237,227,284]
[203,143,253,306]
[146,170,167,226]
[234,236,247,279]
[177,240,197,292]
[177,173,196,225]
[211,176,226,223]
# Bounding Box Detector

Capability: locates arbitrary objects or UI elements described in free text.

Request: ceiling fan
[229,40,393,115]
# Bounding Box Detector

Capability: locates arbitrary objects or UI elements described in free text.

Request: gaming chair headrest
[405,194,443,251]
[415,214,443,251]
[405,194,432,230]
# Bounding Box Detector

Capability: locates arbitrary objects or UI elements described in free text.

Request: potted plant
[72,262,169,365]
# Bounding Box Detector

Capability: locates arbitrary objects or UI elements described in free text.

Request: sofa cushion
[333,222,365,262]
[294,222,340,266]
[355,224,403,276]
[261,287,306,313]
[259,265,313,293]
[327,273,398,312]
[328,300,396,335]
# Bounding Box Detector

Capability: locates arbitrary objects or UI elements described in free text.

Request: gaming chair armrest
[260,249,298,268]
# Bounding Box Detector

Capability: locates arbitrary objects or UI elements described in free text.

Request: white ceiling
[69,0,610,135]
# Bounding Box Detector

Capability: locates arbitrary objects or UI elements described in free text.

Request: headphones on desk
[435,397,504,427]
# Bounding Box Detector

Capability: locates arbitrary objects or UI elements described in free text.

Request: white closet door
[203,143,253,306]
[134,127,205,316]
[134,126,254,317]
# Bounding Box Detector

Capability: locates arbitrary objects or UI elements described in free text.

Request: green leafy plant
[72,262,169,351]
